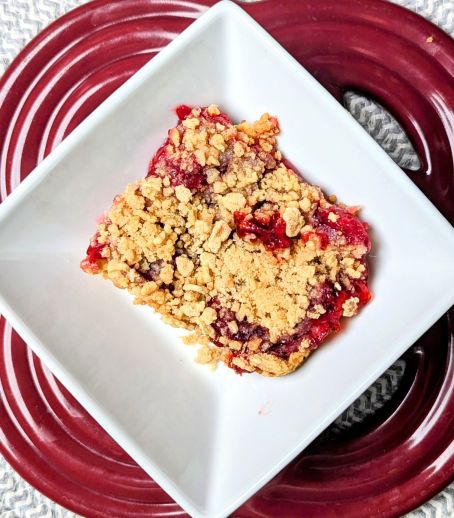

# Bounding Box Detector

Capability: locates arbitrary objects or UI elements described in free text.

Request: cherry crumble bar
[81,105,371,376]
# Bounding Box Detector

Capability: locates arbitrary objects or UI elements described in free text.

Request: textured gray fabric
[0,0,453,516]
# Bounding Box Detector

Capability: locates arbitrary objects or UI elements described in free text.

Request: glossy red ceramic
[0,1,453,517]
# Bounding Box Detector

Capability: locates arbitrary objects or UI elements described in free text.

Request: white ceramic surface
[0,1,454,517]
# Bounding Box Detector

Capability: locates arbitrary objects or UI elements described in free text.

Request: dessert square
[82,105,371,376]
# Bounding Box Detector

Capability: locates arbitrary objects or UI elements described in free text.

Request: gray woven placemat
[0,0,453,516]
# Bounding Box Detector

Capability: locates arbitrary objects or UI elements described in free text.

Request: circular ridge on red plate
[0,1,453,517]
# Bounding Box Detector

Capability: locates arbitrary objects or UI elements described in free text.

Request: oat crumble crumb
[342,297,360,317]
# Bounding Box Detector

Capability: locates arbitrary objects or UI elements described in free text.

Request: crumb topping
[82,105,371,376]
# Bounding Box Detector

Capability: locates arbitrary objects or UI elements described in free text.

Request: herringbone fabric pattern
[0,0,453,516]
[0,0,89,73]
[0,454,76,517]
[329,360,406,434]
[393,0,454,35]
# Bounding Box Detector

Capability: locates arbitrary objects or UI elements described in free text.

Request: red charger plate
[0,1,453,516]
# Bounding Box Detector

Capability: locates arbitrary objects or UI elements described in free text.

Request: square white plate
[1,1,454,516]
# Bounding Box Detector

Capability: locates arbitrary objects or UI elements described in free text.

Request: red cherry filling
[269,280,371,358]
[162,159,205,190]
[209,299,269,374]
[351,278,372,306]
[311,205,370,250]
[301,230,329,249]
[80,233,106,273]
[200,106,231,126]
[210,299,269,346]
[234,210,293,250]
[175,104,193,120]
[175,105,231,126]
[204,110,231,126]
[147,105,235,190]
[147,141,206,190]
[209,278,371,369]
[147,141,167,175]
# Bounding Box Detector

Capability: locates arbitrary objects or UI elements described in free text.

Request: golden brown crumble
[82,105,371,376]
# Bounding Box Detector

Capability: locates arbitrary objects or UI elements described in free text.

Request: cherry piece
[234,210,293,250]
